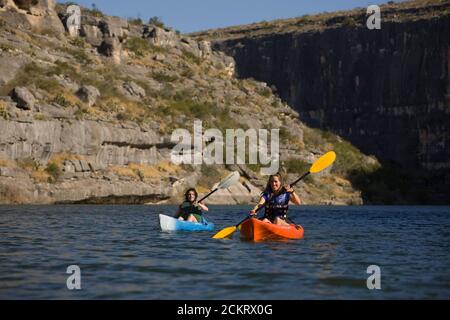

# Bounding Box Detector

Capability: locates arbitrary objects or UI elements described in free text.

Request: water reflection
[0,205,449,299]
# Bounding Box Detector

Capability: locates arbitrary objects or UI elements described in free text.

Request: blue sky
[58,0,398,33]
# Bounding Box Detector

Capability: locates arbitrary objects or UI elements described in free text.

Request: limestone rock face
[0,119,160,165]
[207,179,261,204]
[0,2,368,205]
[215,16,450,169]
[98,16,129,40]
[80,15,129,63]
[211,51,235,78]
[198,40,212,59]
[0,0,65,34]
[79,15,103,46]
[55,7,130,62]
[143,25,178,47]
[0,54,29,87]
[212,4,450,202]
[76,85,100,107]
[98,36,122,62]
[11,87,35,110]
[122,81,146,100]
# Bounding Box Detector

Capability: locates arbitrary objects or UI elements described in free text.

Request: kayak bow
[159,214,215,231]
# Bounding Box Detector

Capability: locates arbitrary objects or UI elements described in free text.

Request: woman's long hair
[184,188,198,203]
[262,173,285,195]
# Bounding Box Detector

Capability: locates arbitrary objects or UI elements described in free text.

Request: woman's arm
[197,201,208,211]
[290,190,301,205]
[285,185,301,205]
[250,197,266,215]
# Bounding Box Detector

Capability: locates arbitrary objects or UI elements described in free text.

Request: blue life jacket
[262,190,290,218]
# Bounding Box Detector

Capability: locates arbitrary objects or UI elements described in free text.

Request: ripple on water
[0,205,449,299]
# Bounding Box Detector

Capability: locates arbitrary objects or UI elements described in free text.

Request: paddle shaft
[197,188,218,203]
[254,171,310,213]
[289,171,310,188]
[235,216,251,228]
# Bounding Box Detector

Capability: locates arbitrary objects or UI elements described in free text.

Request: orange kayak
[240,218,304,241]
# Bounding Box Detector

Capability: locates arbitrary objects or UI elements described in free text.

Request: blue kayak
[159,214,215,231]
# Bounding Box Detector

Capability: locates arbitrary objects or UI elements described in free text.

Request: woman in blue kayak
[250,173,301,225]
[176,188,209,223]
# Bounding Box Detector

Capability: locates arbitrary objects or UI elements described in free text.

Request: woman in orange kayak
[175,188,209,223]
[250,173,301,225]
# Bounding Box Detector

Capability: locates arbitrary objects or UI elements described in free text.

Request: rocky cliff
[0,1,375,204]
[193,0,450,203]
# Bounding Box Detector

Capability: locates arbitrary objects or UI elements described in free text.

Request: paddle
[197,171,240,203]
[211,151,337,239]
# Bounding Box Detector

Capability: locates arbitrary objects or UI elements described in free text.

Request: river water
[0,205,449,299]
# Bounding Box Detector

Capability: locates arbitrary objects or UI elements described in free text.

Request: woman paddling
[250,173,301,226]
[176,188,208,223]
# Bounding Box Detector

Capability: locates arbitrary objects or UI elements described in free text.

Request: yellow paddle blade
[212,226,237,239]
[310,151,336,173]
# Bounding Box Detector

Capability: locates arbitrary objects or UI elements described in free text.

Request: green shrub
[45,162,60,182]
[148,16,165,28]
[48,60,79,79]
[36,28,61,38]
[116,112,133,121]
[173,88,195,101]
[297,15,311,25]
[69,48,92,64]
[0,102,8,119]
[34,113,49,121]
[303,127,327,148]
[36,79,60,94]
[258,86,272,98]
[303,127,379,179]
[0,43,14,51]
[0,62,66,96]
[0,62,37,95]
[182,49,202,65]
[74,104,89,119]
[70,37,86,48]
[348,162,428,204]
[125,38,169,57]
[215,107,247,132]
[279,127,296,143]
[151,71,178,83]
[125,37,152,57]
[158,83,175,100]
[168,99,213,119]
[331,141,370,175]
[180,66,195,78]
[149,44,169,54]
[342,16,356,27]
[18,158,39,171]
[51,94,71,108]
[128,17,143,26]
